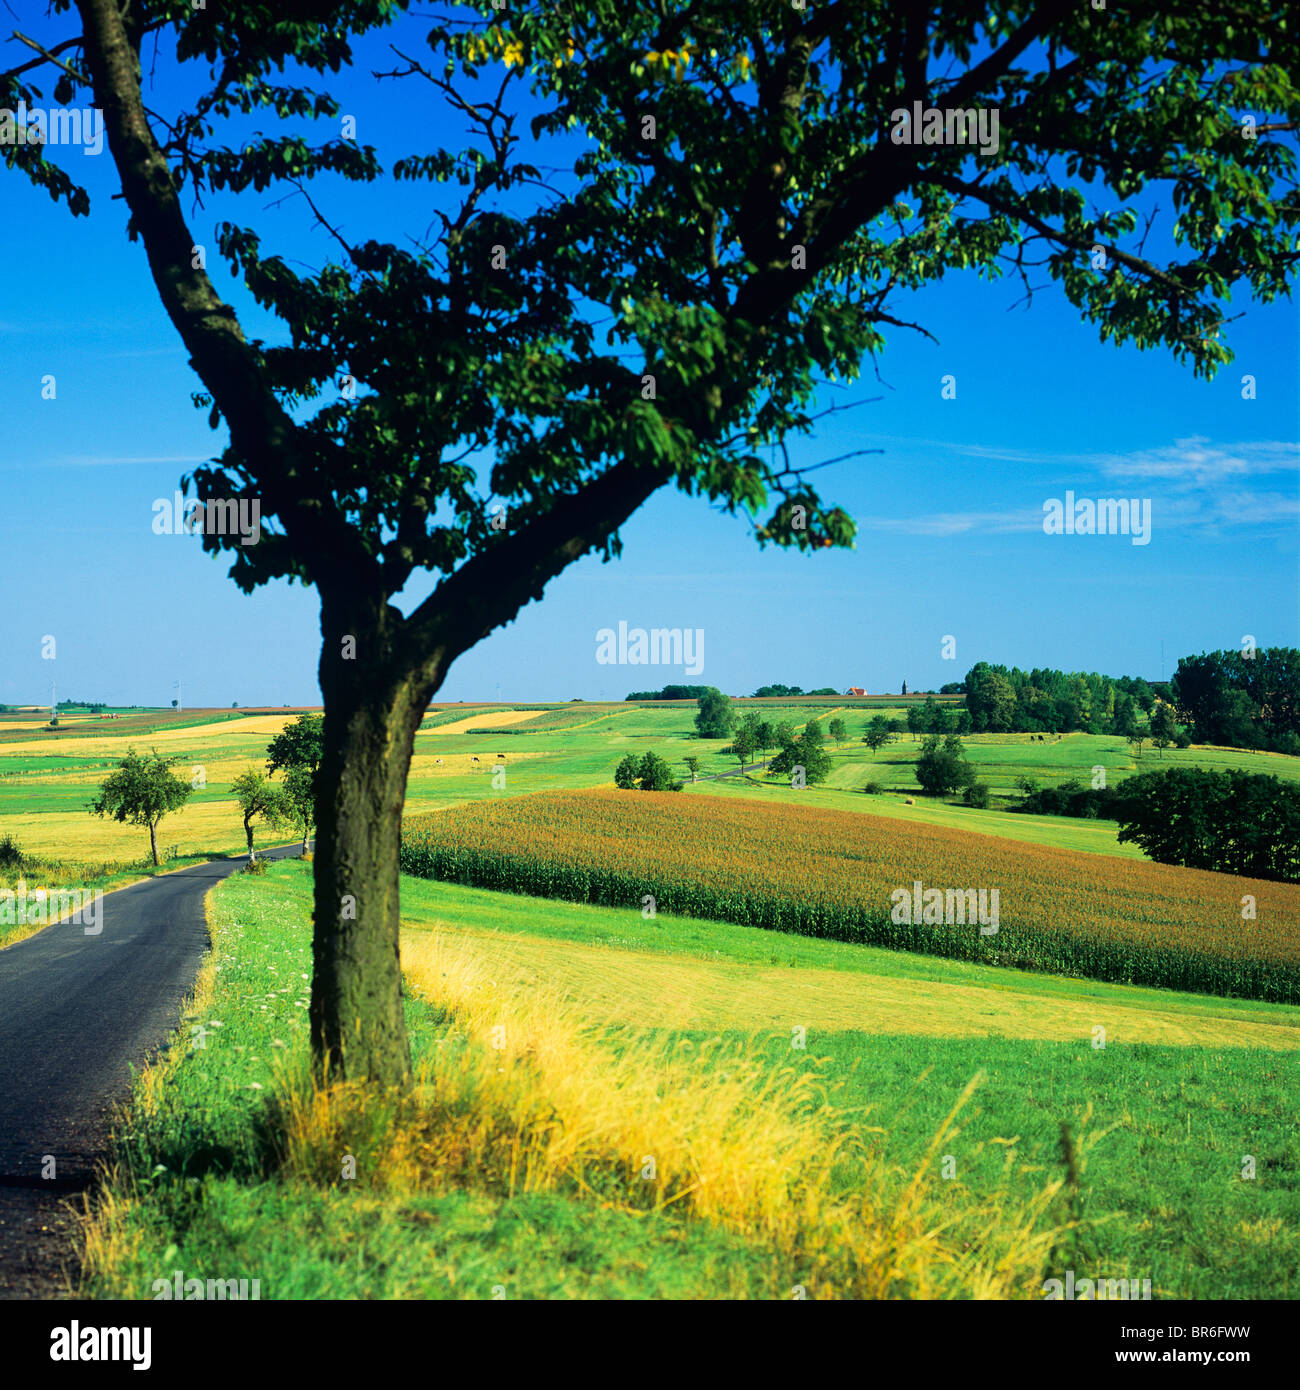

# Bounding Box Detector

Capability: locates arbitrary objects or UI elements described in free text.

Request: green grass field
[11,697,1299,1298]
[3,701,1295,869]
[78,862,1299,1299]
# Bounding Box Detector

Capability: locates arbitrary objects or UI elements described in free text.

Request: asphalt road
[0,844,305,1298]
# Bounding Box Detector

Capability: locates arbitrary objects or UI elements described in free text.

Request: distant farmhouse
[846,687,867,696]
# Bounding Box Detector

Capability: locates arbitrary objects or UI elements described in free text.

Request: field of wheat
[402,790,1300,1002]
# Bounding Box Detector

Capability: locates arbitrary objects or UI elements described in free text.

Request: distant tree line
[963,662,1171,736]
[752,683,840,697]
[1172,648,1300,754]
[626,682,846,700]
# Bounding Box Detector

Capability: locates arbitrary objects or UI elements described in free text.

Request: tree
[739,710,764,750]
[1128,732,1147,762]
[695,689,736,741]
[1113,694,1139,739]
[827,717,848,748]
[863,715,895,757]
[90,749,193,866]
[906,706,926,742]
[684,755,701,783]
[802,719,825,747]
[267,713,325,779]
[1150,701,1178,755]
[728,726,758,768]
[280,764,318,854]
[614,751,682,791]
[638,751,682,791]
[769,734,833,786]
[231,768,289,862]
[31,2,1300,1083]
[1116,769,1300,882]
[771,720,796,751]
[755,721,776,757]
[916,735,976,798]
[964,663,1017,732]
[265,713,324,852]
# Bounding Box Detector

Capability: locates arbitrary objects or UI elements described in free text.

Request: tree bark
[245,814,256,861]
[310,597,431,1086]
[149,820,159,867]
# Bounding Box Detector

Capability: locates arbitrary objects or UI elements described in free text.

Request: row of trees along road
[21,2,1299,1082]
[88,716,324,864]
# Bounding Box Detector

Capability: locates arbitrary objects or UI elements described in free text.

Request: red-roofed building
[846,687,867,696]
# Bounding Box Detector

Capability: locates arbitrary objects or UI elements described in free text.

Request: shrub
[963,783,991,809]
[862,781,883,795]
[0,835,25,871]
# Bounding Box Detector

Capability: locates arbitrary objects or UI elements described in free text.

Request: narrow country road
[0,844,306,1299]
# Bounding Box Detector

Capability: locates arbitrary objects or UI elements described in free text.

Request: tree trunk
[245,816,256,861]
[149,820,159,867]
[302,825,311,854]
[311,601,429,1086]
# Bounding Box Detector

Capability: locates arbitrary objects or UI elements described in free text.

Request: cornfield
[402,790,1300,1002]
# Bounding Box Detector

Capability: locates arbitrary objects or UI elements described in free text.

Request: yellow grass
[418,709,545,736]
[0,714,299,758]
[254,929,1074,1297]
[403,922,1300,1049]
[1,801,292,865]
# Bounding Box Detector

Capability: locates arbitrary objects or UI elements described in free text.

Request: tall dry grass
[270,930,1084,1298]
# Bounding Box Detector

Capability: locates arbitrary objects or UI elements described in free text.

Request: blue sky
[2,13,1297,707]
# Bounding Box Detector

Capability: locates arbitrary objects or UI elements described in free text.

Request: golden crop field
[402,790,1300,1002]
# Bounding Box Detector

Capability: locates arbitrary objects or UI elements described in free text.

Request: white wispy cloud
[852,436,1298,536]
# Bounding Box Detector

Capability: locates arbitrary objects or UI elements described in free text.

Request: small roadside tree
[828,717,848,748]
[266,713,325,779]
[90,749,193,866]
[280,764,318,854]
[728,726,758,769]
[231,768,289,862]
[684,755,701,783]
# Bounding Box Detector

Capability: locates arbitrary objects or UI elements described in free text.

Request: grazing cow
[496,753,506,759]
[471,756,480,763]
[904,797,915,805]
[435,758,444,765]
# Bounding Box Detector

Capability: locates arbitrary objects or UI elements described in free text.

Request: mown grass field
[79,862,1300,1299]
